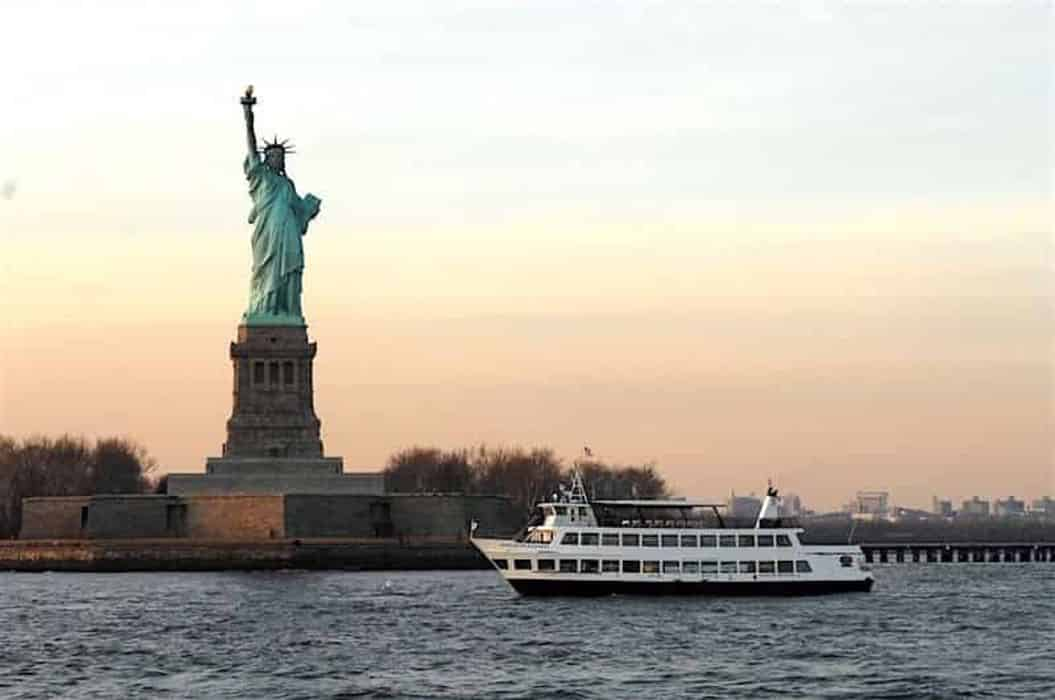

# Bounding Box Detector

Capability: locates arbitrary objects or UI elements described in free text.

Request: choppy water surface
[1,566,1052,699]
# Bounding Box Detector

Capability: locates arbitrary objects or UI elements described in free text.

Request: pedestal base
[166,470,384,496]
[206,457,344,476]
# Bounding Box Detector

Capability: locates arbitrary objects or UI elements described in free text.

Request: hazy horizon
[2,1,1052,511]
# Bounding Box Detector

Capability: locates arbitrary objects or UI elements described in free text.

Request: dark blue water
[1,566,1052,698]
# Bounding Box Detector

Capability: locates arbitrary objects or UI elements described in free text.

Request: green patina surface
[241,152,321,326]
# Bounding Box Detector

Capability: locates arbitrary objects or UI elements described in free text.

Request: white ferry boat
[471,472,874,596]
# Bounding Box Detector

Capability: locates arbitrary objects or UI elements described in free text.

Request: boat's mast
[567,468,589,504]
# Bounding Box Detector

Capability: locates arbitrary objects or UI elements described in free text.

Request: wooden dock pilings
[860,543,1055,564]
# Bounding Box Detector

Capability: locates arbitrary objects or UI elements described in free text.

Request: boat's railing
[593,516,805,530]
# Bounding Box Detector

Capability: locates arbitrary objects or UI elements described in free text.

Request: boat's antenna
[847,517,858,545]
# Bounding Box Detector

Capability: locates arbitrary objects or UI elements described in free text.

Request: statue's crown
[260,135,295,155]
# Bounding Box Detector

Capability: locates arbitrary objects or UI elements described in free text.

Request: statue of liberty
[239,86,321,325]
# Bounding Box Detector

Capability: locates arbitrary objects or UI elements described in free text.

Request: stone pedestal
[222,324,328,460]
[166,323,384,497]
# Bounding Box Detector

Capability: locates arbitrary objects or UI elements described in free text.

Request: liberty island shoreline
[4,534,1053,574]
[0,538,486,573]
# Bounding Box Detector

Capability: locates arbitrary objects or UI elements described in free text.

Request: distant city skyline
[2,2,1051,511]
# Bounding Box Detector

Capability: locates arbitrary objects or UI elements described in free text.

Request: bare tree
[383,444,669,519]
[0,434,158,538]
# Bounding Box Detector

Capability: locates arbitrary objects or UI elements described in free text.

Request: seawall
[0,538,490,573]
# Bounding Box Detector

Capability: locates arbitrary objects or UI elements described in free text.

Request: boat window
[561,532,579,545]
[554,506,567,515]
[493,559,508,570]
[642,561,660,574]
[719,535,737,548]
[622,534,640,547]
[580,559,599,574]
[700,535,717,547]
[662,561,680,574]
[839,555,854,568]
[758,561,776,574]
[776,534,793,547]
[525,530,554,544]
[602,533,620,546]
[756,535,775,547]
[538,559,555,571]
[777,560,794,574]
[661,534,679,547]
[682,561,700,574]
[559,560,577,573]
[701,561,719,574]
[680,535,698,547]
[738,561,756,574]
[642,535,659,548]
[720,561,738,574]
[796,560,812,573]
[602,560,620,573]
[580,533,599,546]
[623,560,641,573]
[579,508,590,518]
[514,559,532,571]
[738,535,756,547]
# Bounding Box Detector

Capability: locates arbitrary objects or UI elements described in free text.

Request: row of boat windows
[493,559,814,575]
[529,532,795,548]
[545,506,591,518]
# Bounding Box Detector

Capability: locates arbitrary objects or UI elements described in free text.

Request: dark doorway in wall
[370,501,393,537]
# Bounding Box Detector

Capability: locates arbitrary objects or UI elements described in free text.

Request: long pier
[860,542,1055,564]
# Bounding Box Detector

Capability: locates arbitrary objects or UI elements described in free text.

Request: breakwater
[861,542,1055,564]
[0,538,489,573]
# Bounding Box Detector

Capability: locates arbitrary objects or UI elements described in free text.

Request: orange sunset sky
[1,2,1051,510]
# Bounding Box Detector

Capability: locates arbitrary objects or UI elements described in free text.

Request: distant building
[1030,497,1055,518]
[891,506,937,522]
[852,491,890,521]
[931,496,953,517]
[727,493,762,521]
[993,497,1026,518]
[960,496,990,517]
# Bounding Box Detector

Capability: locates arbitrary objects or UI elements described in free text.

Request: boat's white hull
[502,577,873,596]
[472,536,875,596]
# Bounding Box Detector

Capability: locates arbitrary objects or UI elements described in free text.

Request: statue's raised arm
[241,85,258,160]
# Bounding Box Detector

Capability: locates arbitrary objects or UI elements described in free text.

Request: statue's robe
[243,152,321,322]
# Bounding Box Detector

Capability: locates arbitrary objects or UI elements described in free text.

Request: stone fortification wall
[166,472,384,497]
[183,496,285,539]
[19,493,519,541]
[284,495,382,538]
[389,495,466,538]
[84,496,180,539]
[461,496,522,537]
[282,494,520,540]
[20,497,92,539]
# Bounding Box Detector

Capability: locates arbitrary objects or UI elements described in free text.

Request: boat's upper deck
[531,498,756,531]
[519,526,804,548]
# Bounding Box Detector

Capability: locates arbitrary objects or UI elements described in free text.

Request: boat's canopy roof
[592,499,725,509]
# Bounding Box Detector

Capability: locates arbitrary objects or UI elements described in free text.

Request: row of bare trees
[0,435,157,538]
[384,445,669,516]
